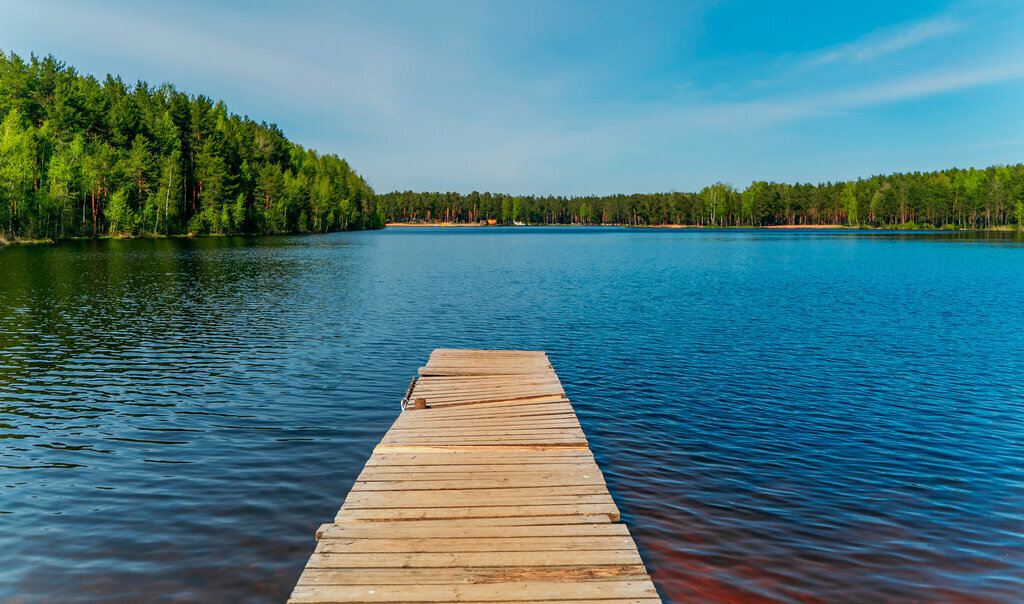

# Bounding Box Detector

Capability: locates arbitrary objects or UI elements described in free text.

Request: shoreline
[0,228,382,249]
[4,224,1017,248]
[0,236,55,248]
[635,224,851,229]
[385,222,1014,232]
[386,222,487,227]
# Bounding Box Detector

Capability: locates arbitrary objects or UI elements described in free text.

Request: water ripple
[1,229,1023,602]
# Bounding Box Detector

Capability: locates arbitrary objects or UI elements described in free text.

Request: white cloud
[827,58,1024,107]
[802,16,963,68]
[1,0,403,119]
[677,55,1024,132]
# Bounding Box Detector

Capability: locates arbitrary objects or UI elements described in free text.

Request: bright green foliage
[0,109,36,235]
[741,181,773,226]
[699,182,734,226]
[45,133,84,237]
[840,184,858,225]
[104,189,137,234]
[379,162,1024,228]
[0,51,376,240]
[579,202,593,224]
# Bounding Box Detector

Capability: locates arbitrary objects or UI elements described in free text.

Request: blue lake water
[2,227,1023,603]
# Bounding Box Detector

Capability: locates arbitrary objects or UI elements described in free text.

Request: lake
[2,227,1023,603]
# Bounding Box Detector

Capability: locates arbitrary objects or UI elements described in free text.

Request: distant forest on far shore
[0,52,382,242]
[379,164,1024,229]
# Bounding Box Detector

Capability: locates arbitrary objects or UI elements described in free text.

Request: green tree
[0,109,37,236]
[193,136,233,232]
[124,134,156,209]
[579,202,593,224]
[870,181,895,225]
[104,188,137,234]
[840,184,858,225]
[500,197,510,224]
[45,134,85,237]
[700,182,732,226]
[81,143,117,235]
[742,181,772,226]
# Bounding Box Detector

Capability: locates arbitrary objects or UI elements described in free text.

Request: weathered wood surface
[289,349,660,603]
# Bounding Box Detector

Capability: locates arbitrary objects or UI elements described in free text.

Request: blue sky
[2,0,1023,195]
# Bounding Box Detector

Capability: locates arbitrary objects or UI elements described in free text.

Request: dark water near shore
[2,227,1023,603]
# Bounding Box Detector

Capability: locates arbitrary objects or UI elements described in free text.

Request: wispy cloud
[682,55,1024,130]
[802,16,963,68]
[3,0,404,119]
[828,57,1024,107]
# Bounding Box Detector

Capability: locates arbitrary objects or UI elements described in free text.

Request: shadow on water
[2,229,1023,602]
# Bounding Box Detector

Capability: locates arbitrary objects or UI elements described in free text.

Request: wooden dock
[289,349,661,603]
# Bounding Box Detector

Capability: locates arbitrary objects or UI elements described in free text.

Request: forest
[0,52,382,242]
[378,165,1024,229]
[2,52,1022,243]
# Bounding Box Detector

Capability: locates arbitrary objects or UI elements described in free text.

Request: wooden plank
[402,400,574,413]
[355,472,603,483]
[364,452,597,466]
[413,377,563,387]
[413,379,563,388]
[372,445,591,453]
[379,437,588,444]
[341,486,613,504]
[419,369,550,376]
[375,439,587,448]
[355,469,603,480]
[352,477,608,490]
[379,429,585,440]
[411,386,563,394]
[412,381,564,392]
[406,408,577,419]
[296,564,649,584]
[359,463,599,474]
[314,536,640,553]
[358,464,597,473]
[340,497,618,512]
[396,399,574,413]
[426,396,567,409]
[335,503,621,522]
[384,423,584,432]
[304,550,645,569]
[363,456,596,467]
[415,391,567,402]
[416,384,564,392]
[430,349,548,354]
[290,349,657,603]
[380,429,587,440]
[316,523,632,540]
[368,450,589,461]
[391,414,579,426]
[374,440,590,449]
[328,515,613,528]
[289,581,657,602]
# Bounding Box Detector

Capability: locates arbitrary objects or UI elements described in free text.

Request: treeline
[380,165,1024,228]
[0,52,382,241]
